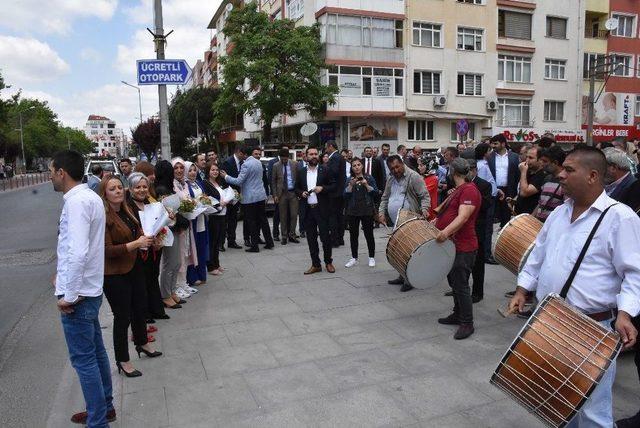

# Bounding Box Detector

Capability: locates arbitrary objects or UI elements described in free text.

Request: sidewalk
[46,227,639,427]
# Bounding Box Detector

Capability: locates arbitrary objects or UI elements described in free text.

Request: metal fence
[0,173,50,192]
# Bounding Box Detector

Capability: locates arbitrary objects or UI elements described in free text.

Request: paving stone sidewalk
[46,227,639,427]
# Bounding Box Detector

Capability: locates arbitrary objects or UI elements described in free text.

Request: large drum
[491,294,621,427]
[386,218,455,289]
[493,214,543,275]
[394,209,421,230]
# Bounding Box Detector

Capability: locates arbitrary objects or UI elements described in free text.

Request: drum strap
[559,204,617,299]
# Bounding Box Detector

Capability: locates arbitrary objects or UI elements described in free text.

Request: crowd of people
[49,130,640,427]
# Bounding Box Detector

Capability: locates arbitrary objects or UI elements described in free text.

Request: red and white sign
[581,124,640,142]
[493,127,585,144]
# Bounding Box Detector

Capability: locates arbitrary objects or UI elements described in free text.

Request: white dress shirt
[495,152,509,187]
[345,161,351,179]
[477,159,498,196]
[518,191,640,316]
[55,184,106,303]
[307,166,319,205]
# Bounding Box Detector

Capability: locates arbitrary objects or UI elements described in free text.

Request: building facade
[83,115,126,157]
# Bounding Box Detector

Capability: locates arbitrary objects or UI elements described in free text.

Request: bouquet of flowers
[138,202,173,246]
[199,195,222,215]
[156,226,174,246]
[199,195,213,205]
[179,198,197,213]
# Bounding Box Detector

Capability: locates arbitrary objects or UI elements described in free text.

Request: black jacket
[295,165,337,214]
[488,151,520,197]
[326,151,346,198]
[620,178,640,214]
[362,156,384,191]
[472,175,492,231]
[221,155,241,191]
[610,173,637,202]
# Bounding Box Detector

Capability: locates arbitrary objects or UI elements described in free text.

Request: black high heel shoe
[164,302,182,309]
[116,362,142,377]
[136,346,163,359]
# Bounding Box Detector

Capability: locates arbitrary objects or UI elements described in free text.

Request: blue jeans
[565,319,616,428]
[60,295,113,428]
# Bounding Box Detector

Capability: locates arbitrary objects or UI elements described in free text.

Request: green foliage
[131,118,161,159]
[169,86,219,156]
[57,127,93,154]
[213,2,338,142]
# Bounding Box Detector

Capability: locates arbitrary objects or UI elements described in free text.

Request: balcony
[315,0,405,16]
[584,28,608,39]
[323,44,404,64]
[585,0,608,14]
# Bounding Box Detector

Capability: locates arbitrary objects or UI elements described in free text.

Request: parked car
[82,158,120,183]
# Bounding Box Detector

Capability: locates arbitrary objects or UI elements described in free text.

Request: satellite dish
[225,3,233,12]
[300,122,318,137]
[605,18,619,31]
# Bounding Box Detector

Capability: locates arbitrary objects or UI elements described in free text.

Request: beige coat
[271,159,298,198]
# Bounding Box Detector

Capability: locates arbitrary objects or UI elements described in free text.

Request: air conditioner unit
[433,96,447,107]
[486,99,498,111]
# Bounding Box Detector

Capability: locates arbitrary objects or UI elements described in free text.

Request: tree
[56,127,93,154]
[213,2,338,143]
[169,86,219,156]
[132,119,160,160]
[0,71,9,157]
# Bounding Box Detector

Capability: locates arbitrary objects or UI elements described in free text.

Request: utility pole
[587,64,596,146]
[154,0,171,160]
[16,106,35,173]
[196,109,200,154]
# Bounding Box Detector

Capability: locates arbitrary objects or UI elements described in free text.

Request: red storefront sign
[581,125,640,142]
[495,128,585,144]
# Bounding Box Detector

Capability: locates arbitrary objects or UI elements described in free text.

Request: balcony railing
[584,29,608,39]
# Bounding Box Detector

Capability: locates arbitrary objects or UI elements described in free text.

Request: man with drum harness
[509,146,640,427]
[378,155,431,292]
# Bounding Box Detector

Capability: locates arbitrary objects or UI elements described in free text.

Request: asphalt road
[0,182,71,427]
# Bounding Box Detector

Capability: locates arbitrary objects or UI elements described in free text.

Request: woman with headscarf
[184,161,209,286]
[127,172,169,323]
[418,155,439,220]
[171,157,199,299]
[155,160,187,309]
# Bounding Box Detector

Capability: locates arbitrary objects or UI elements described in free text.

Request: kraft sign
[137,59,191,85]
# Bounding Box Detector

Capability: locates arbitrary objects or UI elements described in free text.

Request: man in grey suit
[221,145,274,252]
[272,148,299,245]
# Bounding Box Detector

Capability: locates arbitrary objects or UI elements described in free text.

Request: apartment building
[83,115,126,157]
[493,0,585,145]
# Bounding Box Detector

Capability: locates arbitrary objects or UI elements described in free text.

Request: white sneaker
[186,286,199,294]
[176,288,191,299]
[368,257,376,268]
[345,258,358,268]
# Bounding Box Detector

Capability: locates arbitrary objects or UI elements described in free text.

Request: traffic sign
[136,59,192,86]
[456,119,469,136]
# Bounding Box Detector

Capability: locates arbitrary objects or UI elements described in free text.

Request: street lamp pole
[17,106,35,173]
[196,109,200,154]
[121,81,143,123]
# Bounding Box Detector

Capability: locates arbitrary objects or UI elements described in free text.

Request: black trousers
[348,215,375,259]
[447,251,476,324]
[298,200,307,235]
[471,230,486,298]
[141,251,165,319]
[328,197,345,245]
[225,202,239,244]
[495,186,512,228]
[305,205,332,267]
[243,201,273,249]
[207,215,226,270]
[484,198,496,258]
[103,259,148,362]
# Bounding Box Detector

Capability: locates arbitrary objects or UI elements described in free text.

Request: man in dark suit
[377,143,391,184]
[221,146,245,249]
[324,141,346,247]
[604,147,637,202]
[468,159,492,303]
[297,152,308,238]
[272,148,299,244]
[363,146,384,190]
[296,146,337,274]
[488,134,520,228]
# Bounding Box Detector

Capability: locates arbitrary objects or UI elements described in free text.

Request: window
[583,53,607,79]
[412,22,442,47]
[498,55,532,83]
[450,122,476,142]
[497,98,531,127]
[636,95,640,117]
[544,101,565,121]
[545,59,567,80]
[457,0,483,4]
[413,71,441,94]
[90,130,98,135]
[457,27,483,51]
[610,54,633,77]
[611,14,635,38]
[325,14,402,49]
[328,65,403,97]
[457,73,482,96]
[498,10,532,40]
[408,120,434,141]
[286,0,303,20]
[546,16,567,38]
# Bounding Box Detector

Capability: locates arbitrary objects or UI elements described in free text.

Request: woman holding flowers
[127,172,169,322]
[184,161,209,286]
[202,162,230,275]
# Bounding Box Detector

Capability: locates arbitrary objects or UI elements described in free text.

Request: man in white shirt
[509,146,640,428]
[50,150,115,427]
